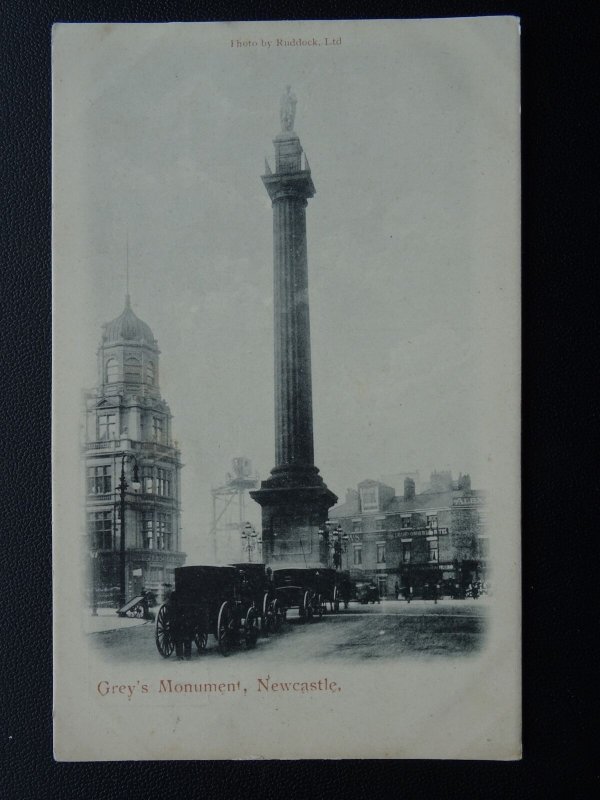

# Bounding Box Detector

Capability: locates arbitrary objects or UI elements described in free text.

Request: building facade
[328,471,487,598]
[83,295,186,606]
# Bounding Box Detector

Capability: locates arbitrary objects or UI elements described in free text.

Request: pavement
[82,607,155,634]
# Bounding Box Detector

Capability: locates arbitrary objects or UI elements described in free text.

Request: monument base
[250,469,337,566]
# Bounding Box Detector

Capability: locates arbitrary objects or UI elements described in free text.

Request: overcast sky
[53,19,520,562]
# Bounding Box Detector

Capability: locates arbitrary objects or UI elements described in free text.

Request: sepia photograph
[53,18,521,760]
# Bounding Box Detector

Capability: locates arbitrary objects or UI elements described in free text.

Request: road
[89,599,488,663]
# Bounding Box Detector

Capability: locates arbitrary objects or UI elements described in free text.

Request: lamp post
[318,522,333,567]
[90,550,98,616]
[241,522,261,562]
[118,454,140,608]
[319,523,347,570]
[341,531,349,571]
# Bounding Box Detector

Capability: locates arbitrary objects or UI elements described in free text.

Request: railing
[86,441,114,450]
[85,438,180,456]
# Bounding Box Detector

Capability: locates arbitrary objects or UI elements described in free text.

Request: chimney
[458,473,472,491]
[430,470,453,492]
[404,477,415,500]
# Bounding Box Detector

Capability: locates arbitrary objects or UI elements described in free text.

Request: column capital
[262,171,315,202]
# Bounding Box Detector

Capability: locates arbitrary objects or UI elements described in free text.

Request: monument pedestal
[251,468,337,565]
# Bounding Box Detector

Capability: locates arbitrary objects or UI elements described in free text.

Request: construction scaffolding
[210,457,259,564]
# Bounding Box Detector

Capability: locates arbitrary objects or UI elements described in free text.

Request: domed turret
[96,295,160,398]
[102,294,156,346]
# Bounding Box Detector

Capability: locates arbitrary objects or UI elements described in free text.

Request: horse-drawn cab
[272,565,328,622]
[155,565,259,658]
[229,562,285,634]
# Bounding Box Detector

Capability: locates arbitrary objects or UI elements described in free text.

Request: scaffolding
[210,457,259,563]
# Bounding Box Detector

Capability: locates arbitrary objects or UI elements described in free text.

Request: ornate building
[83,294,185,606]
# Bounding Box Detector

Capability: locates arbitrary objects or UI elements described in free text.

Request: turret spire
[125,232,131,306]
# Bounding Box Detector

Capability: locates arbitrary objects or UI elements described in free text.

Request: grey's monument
[251,89,337,564]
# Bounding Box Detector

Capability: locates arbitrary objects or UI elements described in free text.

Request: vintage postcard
[53,18,521,760]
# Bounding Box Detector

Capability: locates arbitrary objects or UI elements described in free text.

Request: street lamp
[318,522,333,567]
[319,523,347,570]
[241,522,261,562]
[334,527,349,570]
[340,531,350,571]
[90,550,99,616]
[118,454,140,608]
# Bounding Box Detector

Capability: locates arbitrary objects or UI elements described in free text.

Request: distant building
[328,471,487,598]
[83,294,186,606]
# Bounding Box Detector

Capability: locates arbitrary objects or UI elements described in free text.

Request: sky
[53,19,520,563]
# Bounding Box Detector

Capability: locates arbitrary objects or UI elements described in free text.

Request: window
[88,511,112,550]
[353,545,362,565]
[375,518,385,531]
[152,416,163,443]
[156,514,171,550]
[426,514,438,529]
[124,357,141,383]
[146,362,155,386]
[352,519,362,532]
[142,467,153,494]
[143,516,154,549]
[402,542,411,563]
[98,413,117,440]
[401,516,411,529]
[360,487,378,511]
[87,466,111,495]
[376,543,386,564]
[428,539,439,562]
[478,537,489,558]
[157,468,171,497]
[105,358,119,383]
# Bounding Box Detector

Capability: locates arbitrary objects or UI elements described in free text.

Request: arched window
[105,358,119,383]
[124,357,141,383]
[146,361,155,386]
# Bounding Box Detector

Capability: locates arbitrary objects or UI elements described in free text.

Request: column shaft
[273,195,314,468]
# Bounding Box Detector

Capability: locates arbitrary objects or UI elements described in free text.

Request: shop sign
[390,528,448,539]
[452,496,484,507]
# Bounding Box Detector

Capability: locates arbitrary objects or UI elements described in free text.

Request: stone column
[251,118,337,565]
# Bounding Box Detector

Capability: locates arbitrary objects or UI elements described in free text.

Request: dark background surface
[1,1,596,797]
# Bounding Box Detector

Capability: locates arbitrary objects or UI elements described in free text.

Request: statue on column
[280,85,297,132]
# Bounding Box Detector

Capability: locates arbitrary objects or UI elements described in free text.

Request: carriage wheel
[333,585,340,613]
[155,604,174,658]
[261,593,271,637]
[194,630,208,653]
[217,601,235,657]
[244,606,259,649]
[315,594,324,620]
[303,590,314,622]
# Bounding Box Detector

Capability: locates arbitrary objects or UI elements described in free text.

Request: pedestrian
[394,580,400,600]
